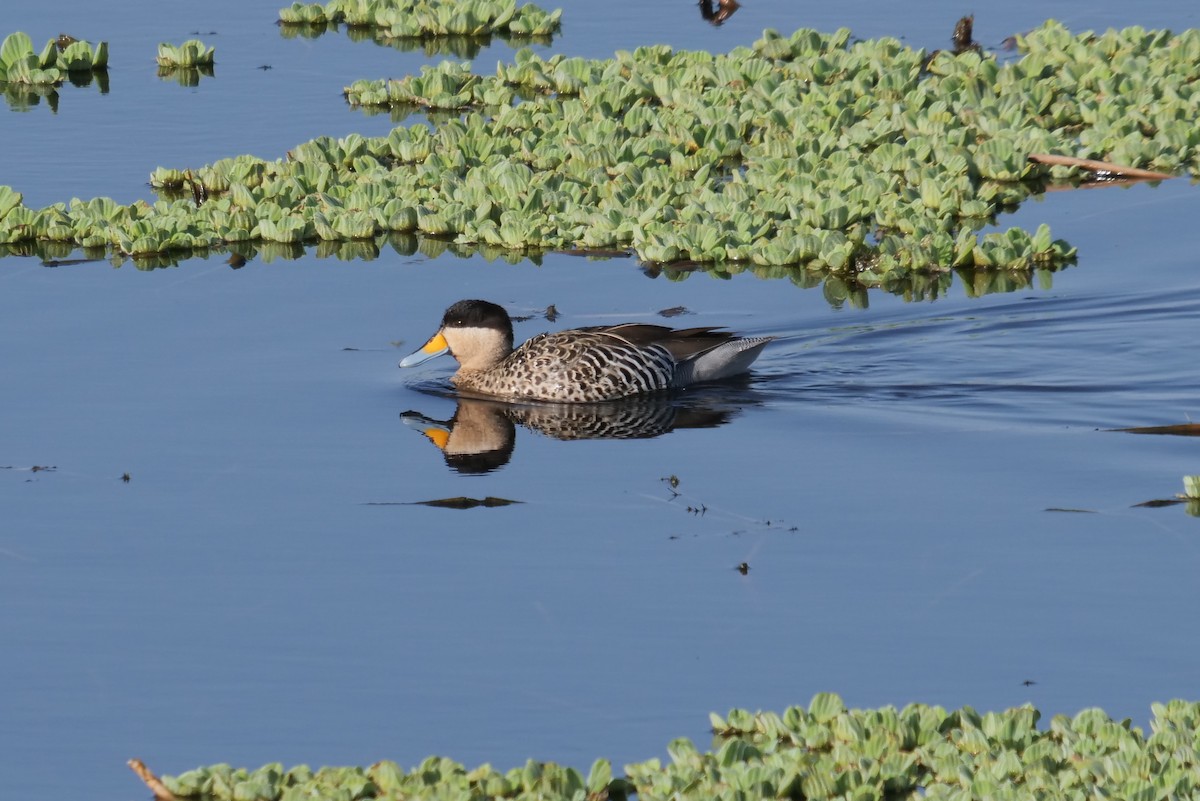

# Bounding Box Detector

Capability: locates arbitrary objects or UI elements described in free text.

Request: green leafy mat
[134,694,1200,800]
[4,21,1199,291]
[277,0,562,38]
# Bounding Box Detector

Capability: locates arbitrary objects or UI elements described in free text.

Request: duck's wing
[584,323,737,361]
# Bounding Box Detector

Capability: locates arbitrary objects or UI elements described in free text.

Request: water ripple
[758,285,1200,429]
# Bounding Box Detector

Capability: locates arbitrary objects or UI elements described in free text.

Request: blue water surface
[2,2,1199,800]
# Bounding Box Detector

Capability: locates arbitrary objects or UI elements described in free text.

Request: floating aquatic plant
[1181,475,1200,516]
[280,17,537,61]
[132,695,1200,801]
[0,34,109,111]
[0,32,61,85]
[156,39,215,68]
[10,21,1200,288]
[277,0,562,39]
[155,39,215,86]
[52,34,109,73]
[277,2,331,25]
[0,31,108,86]
[1,31,58,85]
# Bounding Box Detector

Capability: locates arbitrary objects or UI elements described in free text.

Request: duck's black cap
[441,299,512,334]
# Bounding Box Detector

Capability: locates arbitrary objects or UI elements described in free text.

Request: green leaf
[0,185,22,222]
[0,31,34,72]
[810,692,847,723]
[60,41,96,72]
[368,760,405,794]
[37,38,58,69]
[1031,223,1052,253]
[585,759,612,794]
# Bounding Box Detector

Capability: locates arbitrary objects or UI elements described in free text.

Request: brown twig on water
[128,758,177,800]
[1028,153,1174,181]
[1114,423,1200,436]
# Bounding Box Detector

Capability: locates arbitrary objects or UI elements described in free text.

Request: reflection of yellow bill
[421,428,450,450]
[399,330,450,367]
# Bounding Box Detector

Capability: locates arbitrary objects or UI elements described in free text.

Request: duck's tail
[674,336,773,385]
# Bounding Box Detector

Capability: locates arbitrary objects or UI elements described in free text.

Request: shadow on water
[400,379,764,474]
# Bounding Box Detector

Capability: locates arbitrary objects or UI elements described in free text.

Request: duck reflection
[402,384,757,474]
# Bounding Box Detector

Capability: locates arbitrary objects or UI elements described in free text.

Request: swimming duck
[399,299,772,403]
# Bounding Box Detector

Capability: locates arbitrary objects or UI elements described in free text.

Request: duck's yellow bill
[399,331,449,368]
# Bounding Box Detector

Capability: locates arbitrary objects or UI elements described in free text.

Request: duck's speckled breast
[453,330,677,402]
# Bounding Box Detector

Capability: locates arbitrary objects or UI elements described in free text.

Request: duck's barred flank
[460,330,678,402]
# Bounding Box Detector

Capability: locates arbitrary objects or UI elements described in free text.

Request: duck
[399,299,772,403]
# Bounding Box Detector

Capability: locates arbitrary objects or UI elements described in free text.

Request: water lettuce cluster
[156,40,216,68]
[278,19,551,62]
[0,31,108,85]
[338,21,1197,271]
[5,22,1200,287]
[151,695,1200,800]
[277,0,562,38]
